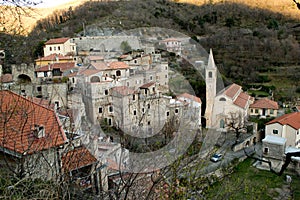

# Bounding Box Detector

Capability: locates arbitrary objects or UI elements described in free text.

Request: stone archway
[18,74,31,84]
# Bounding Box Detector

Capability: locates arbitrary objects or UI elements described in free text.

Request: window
[147,104,150,109]
[49,47,52,51]
[99,107,103,113]
[133,94,135,101]
[55,101,59,109]
[150,76,153,81]
[104,89,109,95]
[165,75,168,78]
[264,147,269,154]
[108,118,112,126]
[148,121,151,125]
[133,110,137,116]
[109,105,113,113]
[166,111,170,116]
[37,86,42,92]
[175,108,179,114]
[255,109,259,114]
[145,89,148,95]
[116,70,121,76]
[54,46,56,51]
[270,109,274,114]
[219,97,226,101]
[127,82,130,87]
[208,71,212,78]
[273,129,278,134]
[44,72,47,77]
[142,108,145,113]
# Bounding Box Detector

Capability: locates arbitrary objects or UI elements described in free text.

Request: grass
[204,158,300,200]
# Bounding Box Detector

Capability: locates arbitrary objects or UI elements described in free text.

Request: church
[204,49,254,130]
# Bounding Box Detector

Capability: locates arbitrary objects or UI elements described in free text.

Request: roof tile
[45,37,70,45]
[266,112,300,130]
[250,98,279,109]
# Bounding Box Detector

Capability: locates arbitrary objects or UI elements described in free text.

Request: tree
[120,41,132,53]
[225,112,248,147]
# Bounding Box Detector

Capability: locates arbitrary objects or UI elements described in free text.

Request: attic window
[273,129,278,134]
[219,97,226,101]
[32,124,45,138]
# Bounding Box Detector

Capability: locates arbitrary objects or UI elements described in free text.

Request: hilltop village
[0,34,300,197]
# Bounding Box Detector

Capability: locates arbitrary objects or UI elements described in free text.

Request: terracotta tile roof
[91,62,108,70]
[112,86,135,96]
[119,54,129,59]
[88,56,104,61]
[45,37,69,45]
[67,71,78,78]
[61,146,97,172]
[250,98,279,110]
[0,90,67,155]
[224,83,242,99]
[108,61,129,69]
[140,81,156,89]
[266,112,300,130]
[78,69,101,76]
[233,92,251,109]
[177,93,201,103]
[35,53,73,62]
[36,62,75,72]
[161,38,180,42]
[27,97,54,109]
[0,74,13,83]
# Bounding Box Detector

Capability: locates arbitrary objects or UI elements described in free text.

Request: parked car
[210,153,222,162]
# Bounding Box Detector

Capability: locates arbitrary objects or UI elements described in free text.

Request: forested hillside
[2,0,300,99]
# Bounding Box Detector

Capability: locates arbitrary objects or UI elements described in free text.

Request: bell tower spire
[205,49,217,128]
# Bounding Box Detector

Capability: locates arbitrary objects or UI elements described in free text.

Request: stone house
[160,38,182,55]
[265,112,300,148]
[0,90,68,180]
[249,98,279,118]
[43,37,76,57]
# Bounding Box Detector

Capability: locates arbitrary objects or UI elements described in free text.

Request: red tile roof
[36,62,75,72]
[27,97,54,109]
[140,82,156,89]
[0,90,67,155]
[78,69,101,76]
[224,83,242,99]
[108,61,129,69]
[177,93,201,103]
[35,53,73,62]
[61,146,97,172]
[233,92,251,109]
[112,86,135,96]
[0,74,13,83]
[266,112,300,130]
[250,98,279,110]
[45,37,70,45]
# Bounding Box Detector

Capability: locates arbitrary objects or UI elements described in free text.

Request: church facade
[204,49,254,130]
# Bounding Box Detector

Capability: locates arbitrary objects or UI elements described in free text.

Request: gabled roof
[233,92,251,109]
[0,74,13,83]
[0,90,67,155]
[266,112,300,130]
[177,93,201,103]
[27,97,54,109]
[78,69,101,76]
[111,86,135,96]
[108,61,129,70]
[61,146,97,172]
[35,53,73,62]
[250,98,279,110]
[45,37,69,45]
[224,83,242,99]
[140,81,155,89]
[36,62,76,72]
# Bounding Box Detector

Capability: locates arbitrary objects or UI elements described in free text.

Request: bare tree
[225,112,247,147]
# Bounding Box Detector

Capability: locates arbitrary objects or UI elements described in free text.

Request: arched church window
[219,97,226,101]
[208,71,212,78]
[220,119,225,128]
